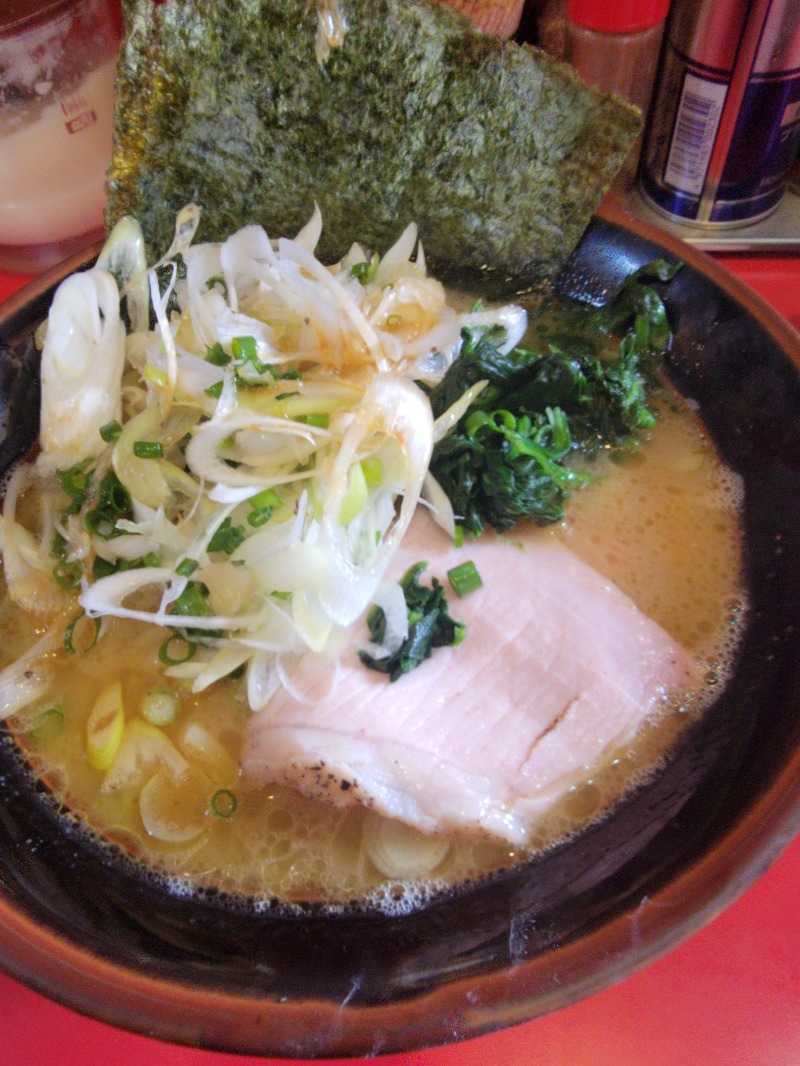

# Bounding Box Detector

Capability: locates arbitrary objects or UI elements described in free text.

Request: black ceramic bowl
[0,207,798,1057]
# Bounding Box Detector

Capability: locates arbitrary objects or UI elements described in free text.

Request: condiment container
[639,0,800,228]
[440,0,526,38]
[564,0,671,190]
[0,0,121,273]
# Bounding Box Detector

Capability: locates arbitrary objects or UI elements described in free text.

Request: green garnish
[210,788,238,818]
[63,612,101,655]
[57,459,93,516]
[359,562,466,682]
[132,440,164,459]
[29,707,65,741]
[428,259,681,535]
[447,560,482,598]
[83,471,133,539]
[175,558,200,577]
[207,516,246,554]
[99,420,123,443]
[247,488,281,528]
[52,560,82,590]
[158,634,197,665]
[206,341,231,366]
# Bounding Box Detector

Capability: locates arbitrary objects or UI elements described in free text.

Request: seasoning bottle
[564,0,671,190]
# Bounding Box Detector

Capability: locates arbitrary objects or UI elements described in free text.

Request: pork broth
[2,391,744,906]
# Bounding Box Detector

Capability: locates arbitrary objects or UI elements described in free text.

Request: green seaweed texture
[107,0,640,289]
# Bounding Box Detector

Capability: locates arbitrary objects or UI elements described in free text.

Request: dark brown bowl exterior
[0,208,798,1057]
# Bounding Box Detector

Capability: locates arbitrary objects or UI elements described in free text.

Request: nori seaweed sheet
[107,0,641,291]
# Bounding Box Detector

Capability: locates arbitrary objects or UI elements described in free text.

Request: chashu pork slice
[243,510,695,844]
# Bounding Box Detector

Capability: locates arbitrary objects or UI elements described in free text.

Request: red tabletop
[1,254,799,1066]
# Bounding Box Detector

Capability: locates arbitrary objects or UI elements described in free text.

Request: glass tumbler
[0,0,121,273]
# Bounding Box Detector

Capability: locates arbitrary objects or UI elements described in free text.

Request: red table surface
[0,253,799,1066]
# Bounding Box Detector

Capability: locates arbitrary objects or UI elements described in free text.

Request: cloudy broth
[1,379,745,907]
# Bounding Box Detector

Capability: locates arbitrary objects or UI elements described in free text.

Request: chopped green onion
[453,525,465,548]
[132,440,164,459]
[361,456,383,489]
[339,461,369,525]
[247,488,281,528]
[349,258,378,284]
[206,340,231,366]
[158,634,197,665]
[295,412,329,430]
[57,459,93,515]
[231,335,257,361]
[208,516,246,554]
[205,381,224,399]
[210,788,237,819]
[205,275,229,301]
[141,690,180,727]
[30,706,65,741]
[175,558,200,578]
[144,364,168,388]
[99,420,123,443]
[447,560,483,598]
[232,335,269,375]
[170,581,212,619]
[84,471,133,539]
[52,559,82,590]
[64,612,101,655]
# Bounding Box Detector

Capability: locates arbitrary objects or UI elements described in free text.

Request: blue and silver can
[640,0,800,226]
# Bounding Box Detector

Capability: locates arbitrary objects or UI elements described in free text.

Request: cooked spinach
[428,260,682,535]
[359,563,465,682]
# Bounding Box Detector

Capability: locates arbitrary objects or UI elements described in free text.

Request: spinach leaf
[428,259,681,535]
[359,563,465,682]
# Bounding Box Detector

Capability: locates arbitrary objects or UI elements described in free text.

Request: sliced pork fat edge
[243,509,696,845]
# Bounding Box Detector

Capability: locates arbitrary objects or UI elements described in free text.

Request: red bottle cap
[566,0,671,34]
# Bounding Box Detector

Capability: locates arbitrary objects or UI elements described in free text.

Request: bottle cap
[566,0,670,34]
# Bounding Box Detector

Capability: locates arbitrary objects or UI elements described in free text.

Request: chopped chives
[447,560,482,598]
[247,487,281,527]
[52,560,82,590]
[208,516,245,554]
[175,557,199,577]
[210,788,237,818]
[158,634,197,665]
[64,612,101,655]
[298,412,330,429]
[99,420,122,443]
[30,707,65,742]
[132,440,164,459]
[206,341,231,366]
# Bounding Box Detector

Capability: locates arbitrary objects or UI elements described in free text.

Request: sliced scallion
[175,557,199,578]
[64,612,101,655]
[30,706,65,742]
[210,788,237,819]
[141,689,180,727]
[100,420,123,443]
[132,440,164,460]
[158,634,197,665]
[447,560,482,598]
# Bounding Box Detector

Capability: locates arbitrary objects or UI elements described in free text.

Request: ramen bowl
[0,206,798,1057]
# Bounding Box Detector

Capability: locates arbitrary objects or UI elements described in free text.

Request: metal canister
[639,0,800,226]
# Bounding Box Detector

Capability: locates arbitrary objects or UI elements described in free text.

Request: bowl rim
[0,201,799,1057]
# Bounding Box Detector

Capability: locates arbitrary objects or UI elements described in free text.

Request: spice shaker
[564,0,671,190]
